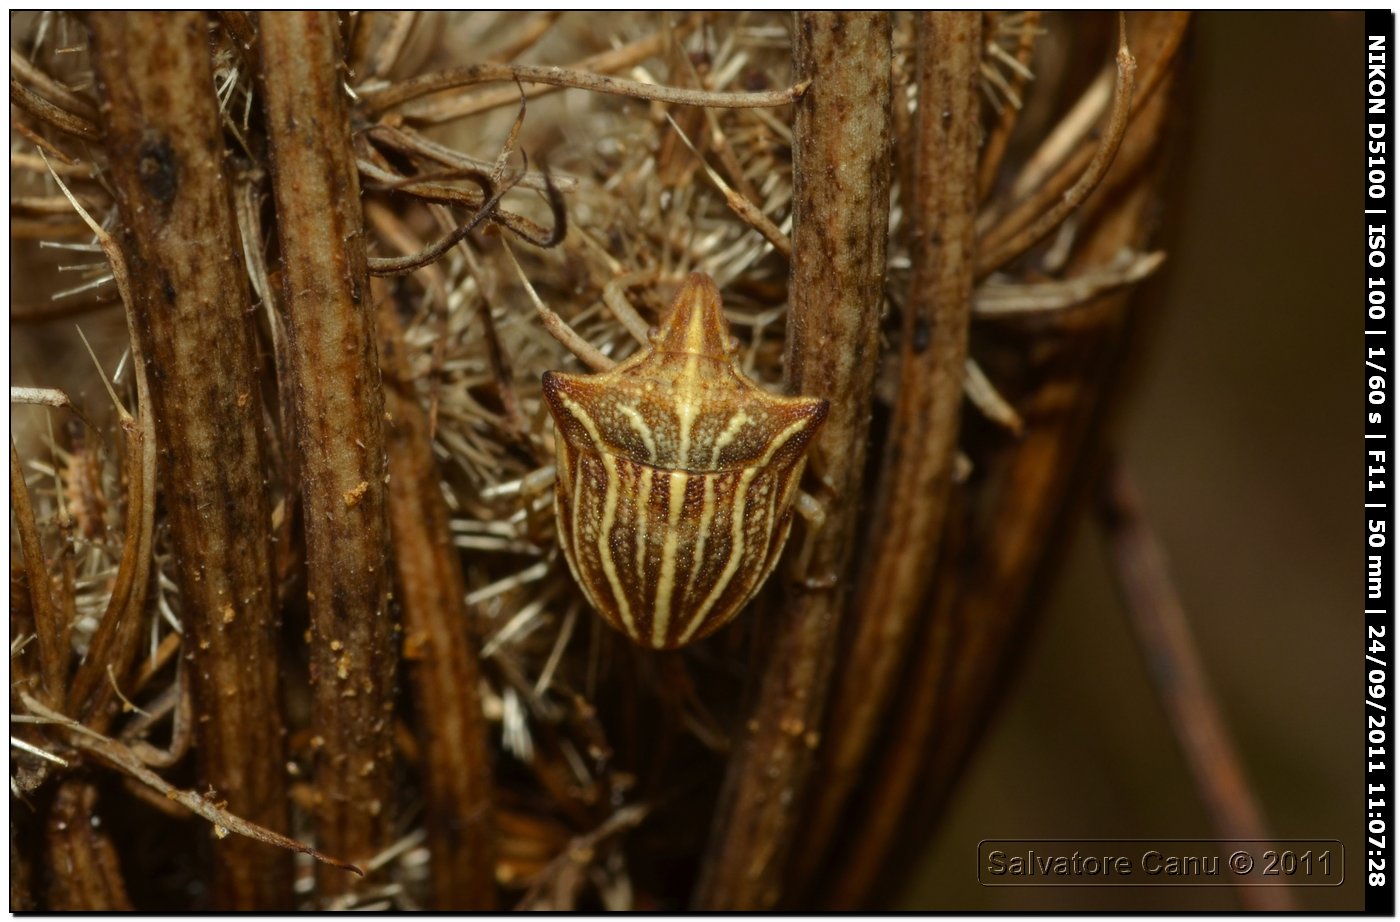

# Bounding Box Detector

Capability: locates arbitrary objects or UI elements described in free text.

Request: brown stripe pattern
[543,273,828,649]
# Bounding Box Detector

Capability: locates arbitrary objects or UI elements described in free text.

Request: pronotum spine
[543,273,828,649]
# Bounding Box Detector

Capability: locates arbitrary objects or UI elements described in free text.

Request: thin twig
[600,269,661,345]
[11,151,94,177]
[11,386,74,410]
[366,169,507,276]
[349,12,418,84]
[1097,461,1294,912]
[11,75,101,139]
[664,113,790,257]
[1001,11,1188,210]
[963,357,1023,435]
[10,48,97,120]
[378,16,701,123]
[977,12,1042,200]
[357,155,567,248]
[23,694,364,878]
[974,250,1166,317]
[11,112,80,163]
[363,123,578,193]
[11,441,66,700]
[976,16,1136,279]
[12,193,108,215]
[44,162,156,738]
[501,238,616,372]
[517,804,650,910]
[486,11,563,63]
[362,61,808,119]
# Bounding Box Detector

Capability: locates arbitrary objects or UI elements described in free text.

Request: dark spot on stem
[137,135,179,205]
[912,315,931,353]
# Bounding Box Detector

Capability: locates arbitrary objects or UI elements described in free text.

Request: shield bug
[543,273,828,649]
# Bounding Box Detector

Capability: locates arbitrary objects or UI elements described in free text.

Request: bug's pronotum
[543,272,828,649]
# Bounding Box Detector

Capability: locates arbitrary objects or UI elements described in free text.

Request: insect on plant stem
[543,273,828,649]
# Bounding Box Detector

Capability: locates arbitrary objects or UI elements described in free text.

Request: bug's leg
[601,268,661,345]
[790,490,839,590]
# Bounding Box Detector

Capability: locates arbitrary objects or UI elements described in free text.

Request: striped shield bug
[543,273,828,649]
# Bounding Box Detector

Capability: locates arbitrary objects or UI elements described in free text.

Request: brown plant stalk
[257,10,397,899]
[86,12,293,907]
[11,440,65,700]
[1098,460,1293,912]
[51,191,156,741]
[694,12,893,911]
[377,281,498,910]
[794,13,982,898]
[45,781,132,911]
[819,13,1191,907]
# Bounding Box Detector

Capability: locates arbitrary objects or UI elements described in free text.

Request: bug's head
[651,272,735,361]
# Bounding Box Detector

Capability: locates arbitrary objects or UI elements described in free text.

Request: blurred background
[901,12,1361,910]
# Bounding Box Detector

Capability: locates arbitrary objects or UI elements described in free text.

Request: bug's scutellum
[543,273,828,649]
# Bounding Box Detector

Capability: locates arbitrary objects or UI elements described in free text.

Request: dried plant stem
[10,75,100,140]
[46,181,156,739]
[10,50,97,121]
[796,13,981,902]
[234,177,302,600]
[258,11,397,898]
[1003,11,1188,210]
[665,114,791,257]
[380,16,699,123]
[87,12,292,907]
[12,193,109,216]
[831,13,1191,907]
[976,19,1136,279]
[1004,68,1114,210]
[10,218,95,243]
[1098,461,1293,912]
[348,12,418,84]
[502,239,617,372]
[485,11,562,63]
[11,441,65,699]
[363,62,807,120]
[974,250,1166,317]
[378,287,497,910]
[23,694,363,878]
[976,12,1041,200]
[362,126,575,193]
[45,780,132,910]
[694,13,892,911]
[11,151,94,177]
